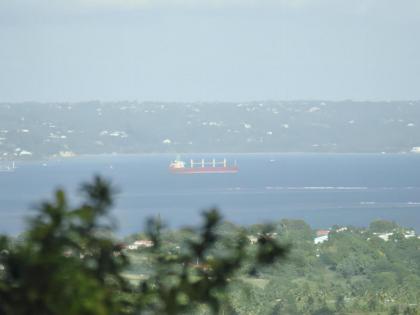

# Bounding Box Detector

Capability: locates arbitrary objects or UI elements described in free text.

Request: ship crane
[189,158,228,168]
[170,157,238,174]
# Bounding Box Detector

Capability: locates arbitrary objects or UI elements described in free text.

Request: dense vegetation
[126,219,420,314]
[1,100,420,160]
[0,177,287,315]
[1,177,419,314]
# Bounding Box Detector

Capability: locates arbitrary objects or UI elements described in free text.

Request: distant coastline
[4,151,420,164]
[1,101,420,161]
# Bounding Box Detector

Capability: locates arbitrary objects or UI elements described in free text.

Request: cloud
[3,0,323,10]
[22,0,414,16]
[81,0,420,20]
[73,0,311,9]
[2,0,420,20]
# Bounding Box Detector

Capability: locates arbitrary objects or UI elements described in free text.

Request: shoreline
[4,151,420,163]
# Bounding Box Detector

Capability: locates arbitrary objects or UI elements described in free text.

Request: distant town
[1,100,420,161]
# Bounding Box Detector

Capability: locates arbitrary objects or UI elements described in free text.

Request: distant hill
[1,100,420,160]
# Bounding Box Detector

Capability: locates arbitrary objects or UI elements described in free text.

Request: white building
[314,235,329,244]
[19,150,33,156]
[376,232,394,241]
[127,240,154,250]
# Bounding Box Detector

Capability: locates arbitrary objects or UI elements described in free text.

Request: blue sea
[1,153,420,235]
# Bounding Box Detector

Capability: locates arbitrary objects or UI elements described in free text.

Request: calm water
[1,153,420,235]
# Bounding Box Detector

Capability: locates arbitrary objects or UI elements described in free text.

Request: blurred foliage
[0,177,129,315]
[0,177,288,315]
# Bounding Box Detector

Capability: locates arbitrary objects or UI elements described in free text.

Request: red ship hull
[169,166,239,174]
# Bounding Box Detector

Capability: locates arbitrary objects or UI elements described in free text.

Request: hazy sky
[1,0,419,102]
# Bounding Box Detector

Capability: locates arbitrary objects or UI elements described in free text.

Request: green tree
[0,177,288,315]
[335,294,345,312]
[389,305,400,315]
[369,220,398,233]
[403,306,419,315]
[0,177,129,315]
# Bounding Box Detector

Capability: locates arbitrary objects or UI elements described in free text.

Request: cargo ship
[169,158,238,174]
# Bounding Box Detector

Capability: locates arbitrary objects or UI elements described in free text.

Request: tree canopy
[0,177,288,315]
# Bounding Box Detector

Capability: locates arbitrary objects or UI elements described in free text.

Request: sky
[0,0,419,102]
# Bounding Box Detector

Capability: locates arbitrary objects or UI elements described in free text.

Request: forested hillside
[126,219,420,314]
[1,101,420,160]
